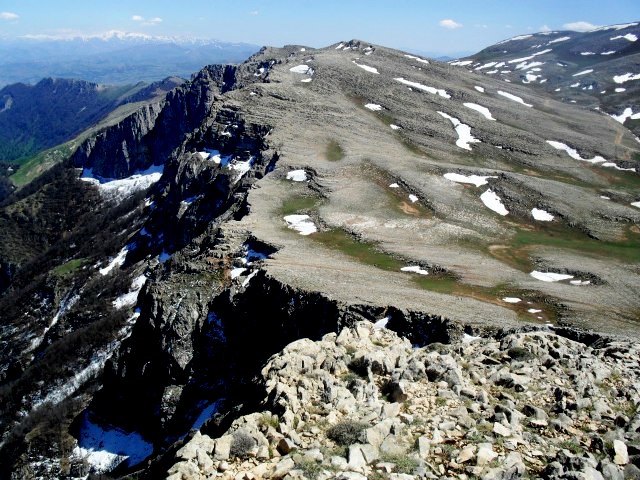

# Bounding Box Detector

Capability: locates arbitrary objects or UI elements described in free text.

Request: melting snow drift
[530,271,573,282]
[284,215,317,235]
[437,111,481,150]
[444,173,496,187]
[480,189,509,216]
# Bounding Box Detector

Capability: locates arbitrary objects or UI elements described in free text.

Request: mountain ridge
[0,31,638,478]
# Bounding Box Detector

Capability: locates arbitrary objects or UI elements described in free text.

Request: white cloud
[439,19,462,29]
[562,21,599,32]
[0,12,19,20]
[132,15,162,26]
[249,10,259,16]
[540,24,551,32]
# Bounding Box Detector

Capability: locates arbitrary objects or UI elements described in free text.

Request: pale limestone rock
[613,439,628,465]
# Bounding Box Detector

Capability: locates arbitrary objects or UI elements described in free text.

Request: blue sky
[1,0,639,55]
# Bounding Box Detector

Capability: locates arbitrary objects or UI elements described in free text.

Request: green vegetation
[325,140,345,161]
[279,195,320,216]
[380,452,419,474]
[326,420,368,446]
[313,229,404,271]
[295,458,325,479]
[230,431,256,458]
[51,259,85,277]
[258,412,280,430]
[11,141,77,187]
[512,224,640,264]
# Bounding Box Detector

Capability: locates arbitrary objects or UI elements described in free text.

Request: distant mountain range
[0,77,183,165]
[451,22,640,136]
[0,32,259,86]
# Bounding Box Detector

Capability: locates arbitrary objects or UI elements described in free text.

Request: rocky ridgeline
[164,322,640,480]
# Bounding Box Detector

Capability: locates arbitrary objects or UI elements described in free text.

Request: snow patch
[463,102,495,120]
[401,265,428,275]
[613,73,640,84]
[610,107,640,124]
[570,280,591,285]
[444,172,496,187]
[573,69,593,76]
[113,275,146,310]
[508,49,552,64]
[365,103,383,111]
[630,201,640,208]
[546,140,607,164]
[480,189,509,216]
[81,165,163,200]
[503,297,521,303]
[284,215,317,235]
[99,246,129,276]
[404,54,429,65]
[231,267,247,279]
[611,33,637,42]
[497,90,533,107]
[390,124,401,130]
[531,208,554,221]
[389,183,399,188]
[449,60,474,66]
[408,194,418,203]
[394,77,451,98]
[474,86,485,93]
[615,87,626,92]
[286,169,308,182]
[437,111,481,150]
[374,316,390,329]
[548,36,571,44]
[353,61,379,74]
[72,412,153,474]
[530,271,573,282]
[289,64,314,75]
[528,308,542,313]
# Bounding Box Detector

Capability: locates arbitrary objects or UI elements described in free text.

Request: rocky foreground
[165,322,640,480]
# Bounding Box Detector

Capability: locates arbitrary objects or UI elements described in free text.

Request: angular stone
[456,445,476,463]
[348,445,368,470]
[213,435,233,461]
[417,436,430,459]
[477,444,498,466]
[337,473,368,480]
[359,443,380,464]
[493,422,512,437]
[271,457,295,479]
[613,439,629,465]
[583,466,605,480]
[277,437,296,455]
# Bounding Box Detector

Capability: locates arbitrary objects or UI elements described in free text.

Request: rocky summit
[0,29,639,480]
[164,322,640,480]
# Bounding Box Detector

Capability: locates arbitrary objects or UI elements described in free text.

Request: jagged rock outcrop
[163,321,640,480]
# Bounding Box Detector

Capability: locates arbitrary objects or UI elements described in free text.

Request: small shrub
[558,439,583,455]
[326,420,367,446]
[230,431,256,458]
[507,346,533,361]
[347,357,369,378]
[258,412,280,430]
[296,458,324,479]
[380,453,419,474]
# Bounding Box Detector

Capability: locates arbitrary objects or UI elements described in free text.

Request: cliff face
[70,65,240,179]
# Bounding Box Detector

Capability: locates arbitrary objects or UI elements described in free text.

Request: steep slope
[0,77,184,164]
[452,22,640,136]
[0,37,638,478]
